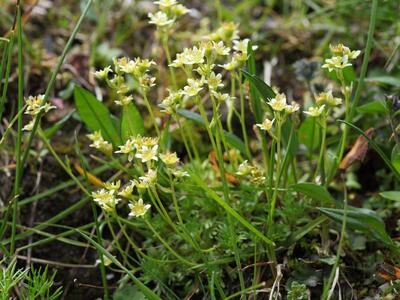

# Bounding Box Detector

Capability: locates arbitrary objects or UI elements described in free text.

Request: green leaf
[391,144,400,174]
[357,101,388,114]
[121,102,144,142]
[74,86,120,145]
[176,108,249,158]
[317,206,393,246]
[189,170,274,246]
[298,117,320,150]
[325,66,356,85]
[245,42,263,123]
[284,216,328,247]
[380,191,400,201]
[366,76,400,87]
[290,182,335,204]
[242,69,276,102]
[114,286,147,300]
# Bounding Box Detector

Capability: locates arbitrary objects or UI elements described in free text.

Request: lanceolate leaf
[290,182,335,204]
[317,206,393,246]
[380,191,400,201]
[245,42,263,123]
[242,69,276,102]
[74,86,120,145]
[176,108,249,158]
[121,102,144,142]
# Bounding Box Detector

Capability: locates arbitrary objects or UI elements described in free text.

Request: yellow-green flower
[256,118,274,131]
[268,93,288,112]
[304,105,325,117]
[128,198,151,217]
[316,90,342,106]
[160,152,180,166]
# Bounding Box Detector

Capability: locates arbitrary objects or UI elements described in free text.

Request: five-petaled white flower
[128,198,151,217]
[135,145,159,163]
[268,93,288,111]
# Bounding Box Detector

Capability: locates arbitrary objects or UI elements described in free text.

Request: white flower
[104,180,121,192]
[316,90,342,106]
[256,118,274,131]
[25,95,55,116]
[118,182,135,198]
[115,95,133,106]
[171,168,189,178]
[115,139,136,161]
[181,47,205,65]
[304,105,325,117]
[322,56,352,72]
[154,0,177,8]
[232,39,257,54]
[329,44,361,59]
[220,57,239,71]
[23,119,35,131]
[135,145,159,163]
[148,11,174,27]
[207,72,224,90]
[212,92,234,103]
[87,131,113,155]
[160,152,180,166]
[212,41,230,56]
[285,102,300,114]
[139,169,157,185]
[183,78,203,97]
[92,189,120,212]
[128,198,151,217]
[268,93,287,111]
[94,66,112,79]
[236,160,252,176]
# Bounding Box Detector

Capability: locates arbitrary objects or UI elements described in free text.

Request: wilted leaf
[339,128,375,171]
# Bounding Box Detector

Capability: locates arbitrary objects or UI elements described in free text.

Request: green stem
[20,0,94,172]
[322,175,348,299]
[162,35,177,88]
[142,91,160,136]
[10,5,23,255]
[238,72,251,158]
[314,114,327,185]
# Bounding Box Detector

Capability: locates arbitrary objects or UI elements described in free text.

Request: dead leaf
[208,151,238,186]
[339,128,375,171]
[74,162,104,187]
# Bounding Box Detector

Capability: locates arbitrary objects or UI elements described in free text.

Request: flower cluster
[236,160,265,185]
[87,131,113,156]
[322,44,360,73]
[94,56,156,106]
[23,95,55,131]
[148,0,189,32]
[92,179,152,218]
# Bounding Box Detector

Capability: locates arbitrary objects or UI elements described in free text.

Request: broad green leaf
[357,101,388,114]
[380,191,400,201]
[245,42,263,123]
[282,120,298,157]
[242,69,276,102]
[317,206,393,246]
[176,108,249,158]
[74,86,120,145]
[189,170,273,246]
[160,117,171,151]
[121,102,144,142]
[290,182,335,204]
[298,117,320,150]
